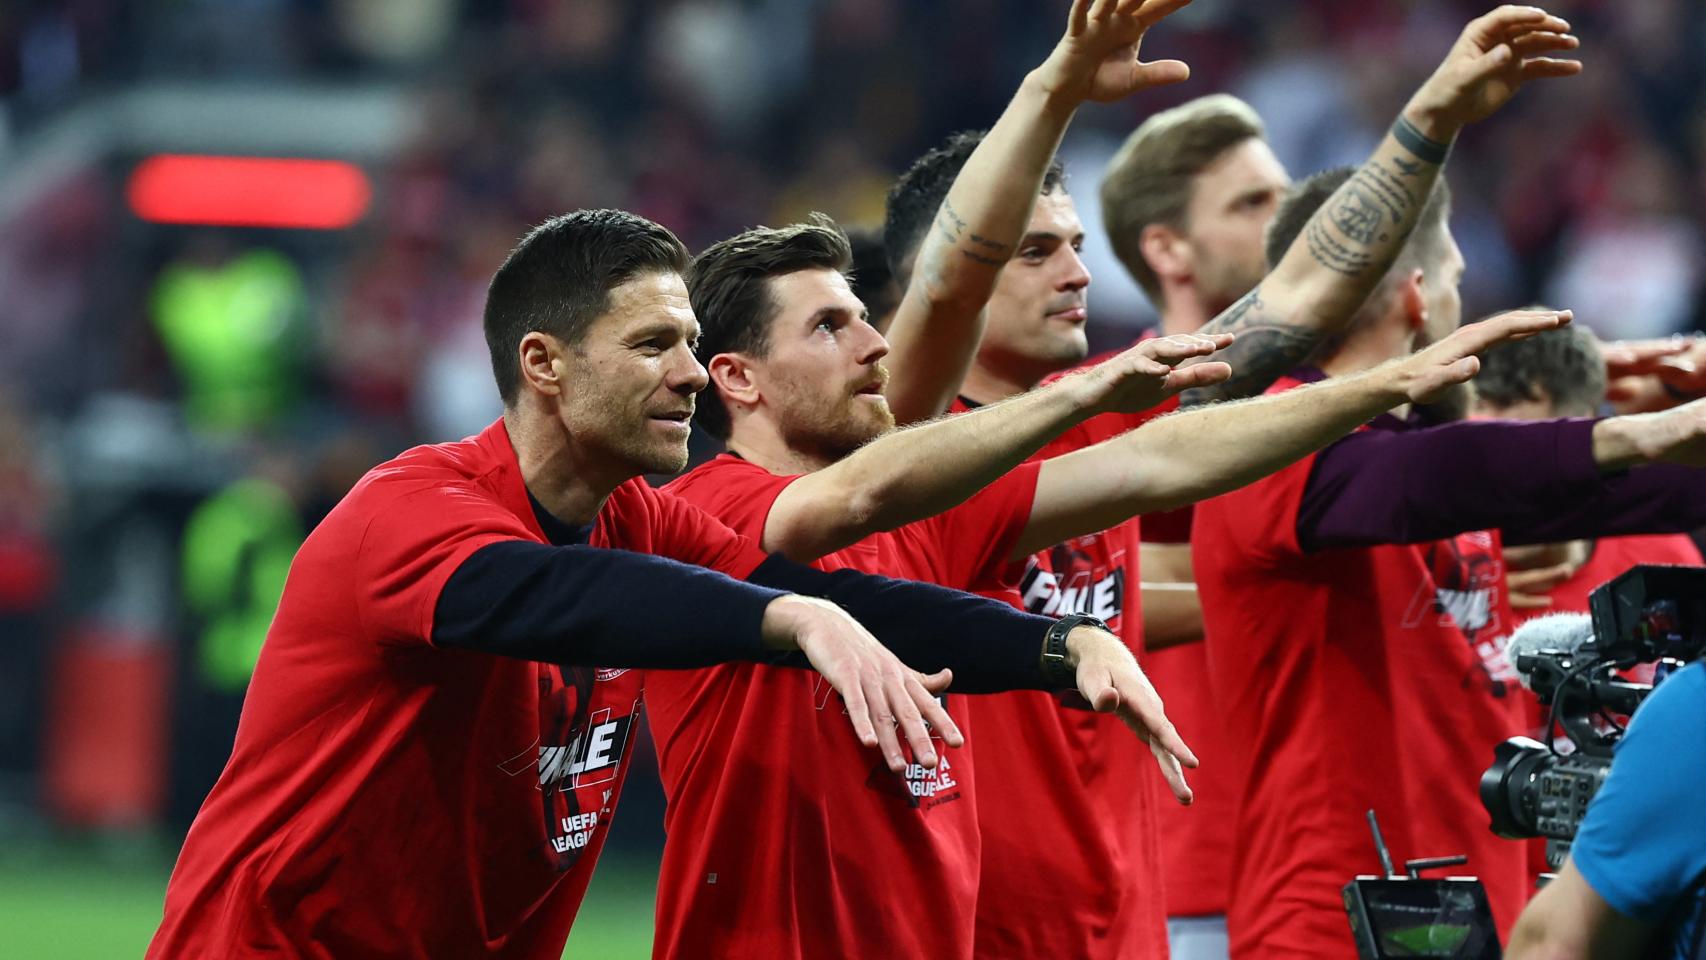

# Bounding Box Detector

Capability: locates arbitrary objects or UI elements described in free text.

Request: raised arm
[762,333,1231,561]
[1015,309,1571,557]
[1179,5,1581,406]
[885,0,1193,424]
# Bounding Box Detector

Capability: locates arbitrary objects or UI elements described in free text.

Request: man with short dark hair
[146,208,1185,959]
[877,8,1585,957]
[1193,154,1706,954]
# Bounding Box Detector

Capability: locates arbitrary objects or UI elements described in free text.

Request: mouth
[854,382,885,396]
[649,410,693,428]
[1047,306,1087,323]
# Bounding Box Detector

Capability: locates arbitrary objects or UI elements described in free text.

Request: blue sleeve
[435,541,785,668]
[1571,661,1706,923]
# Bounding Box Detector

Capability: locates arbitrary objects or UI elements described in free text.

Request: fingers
[1068,0,1091,35]
[1519,57,1584,80]
[865,682,910,773]
[1150,740,1195,805]
[1143,333,1230,364]
[1468,6,1559,44]
[907,676,965,748]
[915,667,954,695]
[840,674,880,752]
[887,680,938,771]
[1508,30,1578,57]
[1162,361,1233,393]
[1132,59,1191,88]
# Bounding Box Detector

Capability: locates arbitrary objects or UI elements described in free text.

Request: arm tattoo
[1303,158,1423,278]
[1181,286,1326,406]
[933,198,1011,267]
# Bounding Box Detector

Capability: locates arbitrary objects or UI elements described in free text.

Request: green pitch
[0,840,657,958]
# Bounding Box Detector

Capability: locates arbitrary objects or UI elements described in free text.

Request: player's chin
[636,437,692,476]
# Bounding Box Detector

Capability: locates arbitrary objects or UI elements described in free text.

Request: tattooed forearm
[1304,157,1429,279]
[930,198,1012,268]
[1182,287,1327,406]
[1180,324,1324,406]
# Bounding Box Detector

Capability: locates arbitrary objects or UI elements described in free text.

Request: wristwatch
[1040,613,1108,689]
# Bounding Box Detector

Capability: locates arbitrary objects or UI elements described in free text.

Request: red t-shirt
[955,389,1175,960]
[651,453,1041,960]
[1527,534,1703,619]
[149,419,769,959]
[1192,378,1532,958]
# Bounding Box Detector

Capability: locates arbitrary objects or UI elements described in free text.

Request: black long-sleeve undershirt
[434,542,1061,692]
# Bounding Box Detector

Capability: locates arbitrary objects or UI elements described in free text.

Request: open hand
[768,596,963,773]
[1077,333,1235,415]
[1603,335,1706,413]
[1406,5,1580,138]
[1038,0,1194,105]
[1066,624,1199,804]
[1398,308,1572,404]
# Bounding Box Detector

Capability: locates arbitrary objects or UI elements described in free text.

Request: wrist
[1591,416,1652,472]
[1023,65,1086,117]
[1398,99,1462,148]
[1041,614,1108,688]
[760,595,817,651]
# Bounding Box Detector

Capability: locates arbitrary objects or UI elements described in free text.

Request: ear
[1139,223,1192,285]
[517,331,568,398]
[707,353,762,416]
[1398,268,1428,331]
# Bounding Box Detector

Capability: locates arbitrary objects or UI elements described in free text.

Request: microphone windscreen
[1506,613,1594,689]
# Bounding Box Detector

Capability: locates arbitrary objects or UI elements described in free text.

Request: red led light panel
[127,155,371,229]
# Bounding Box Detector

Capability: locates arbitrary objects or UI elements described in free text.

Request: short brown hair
[688,214,853,439]
[484,209,689,406]
[1100,95,1266,304]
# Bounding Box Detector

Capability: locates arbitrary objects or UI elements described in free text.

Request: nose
[1059,246,1091,292]
[853,318,890,367]
[670,345,710,395]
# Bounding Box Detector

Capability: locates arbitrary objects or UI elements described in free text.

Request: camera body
[1479,565,1706,865]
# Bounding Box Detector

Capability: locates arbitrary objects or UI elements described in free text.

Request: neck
[725,420,835,475]
[503,406,626,525]
[1155,283,1221,336]
[1319,326,1417,418]
[959,353,1048,406]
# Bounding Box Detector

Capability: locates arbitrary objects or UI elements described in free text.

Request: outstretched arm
[885,0,1194,424]
[1179,5,1581,406]
[762,333,1230,561]
[1298,392,1706,550]
[1015,310,1571,557]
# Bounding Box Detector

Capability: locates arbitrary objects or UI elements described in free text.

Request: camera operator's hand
[1064,623,1199,804]
[765,595,963,774]
[1592,396,1706,471]
[1403,5,1580,142]
[1036,0,1194,106]
[1392,309,1574,405]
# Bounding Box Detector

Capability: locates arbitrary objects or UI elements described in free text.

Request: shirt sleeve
[646,481,781,580]
[744,554,1061,694]
[1298,418,1706,551]
[354,483,541,647]
[434,540,785,668]
[1570,662,1706,923]
[921,461,1043,588]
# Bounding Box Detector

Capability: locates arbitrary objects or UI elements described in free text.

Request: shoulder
[662,455,797,513]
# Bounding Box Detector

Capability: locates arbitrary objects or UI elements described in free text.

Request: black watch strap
[1040,614,1107,689]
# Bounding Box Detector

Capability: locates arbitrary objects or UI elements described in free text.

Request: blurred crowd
[1,0,1702,833]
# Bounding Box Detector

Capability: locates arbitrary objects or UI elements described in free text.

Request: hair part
[483,209,689,406]
[687,213,854,439]
[1474,319,1606,416]
[1100,94,1267,304]
[883,129,1067,282]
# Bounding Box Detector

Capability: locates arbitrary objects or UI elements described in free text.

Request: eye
[1019,247,1046,262]
[636,338,666,355]
[816,316,838,334]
